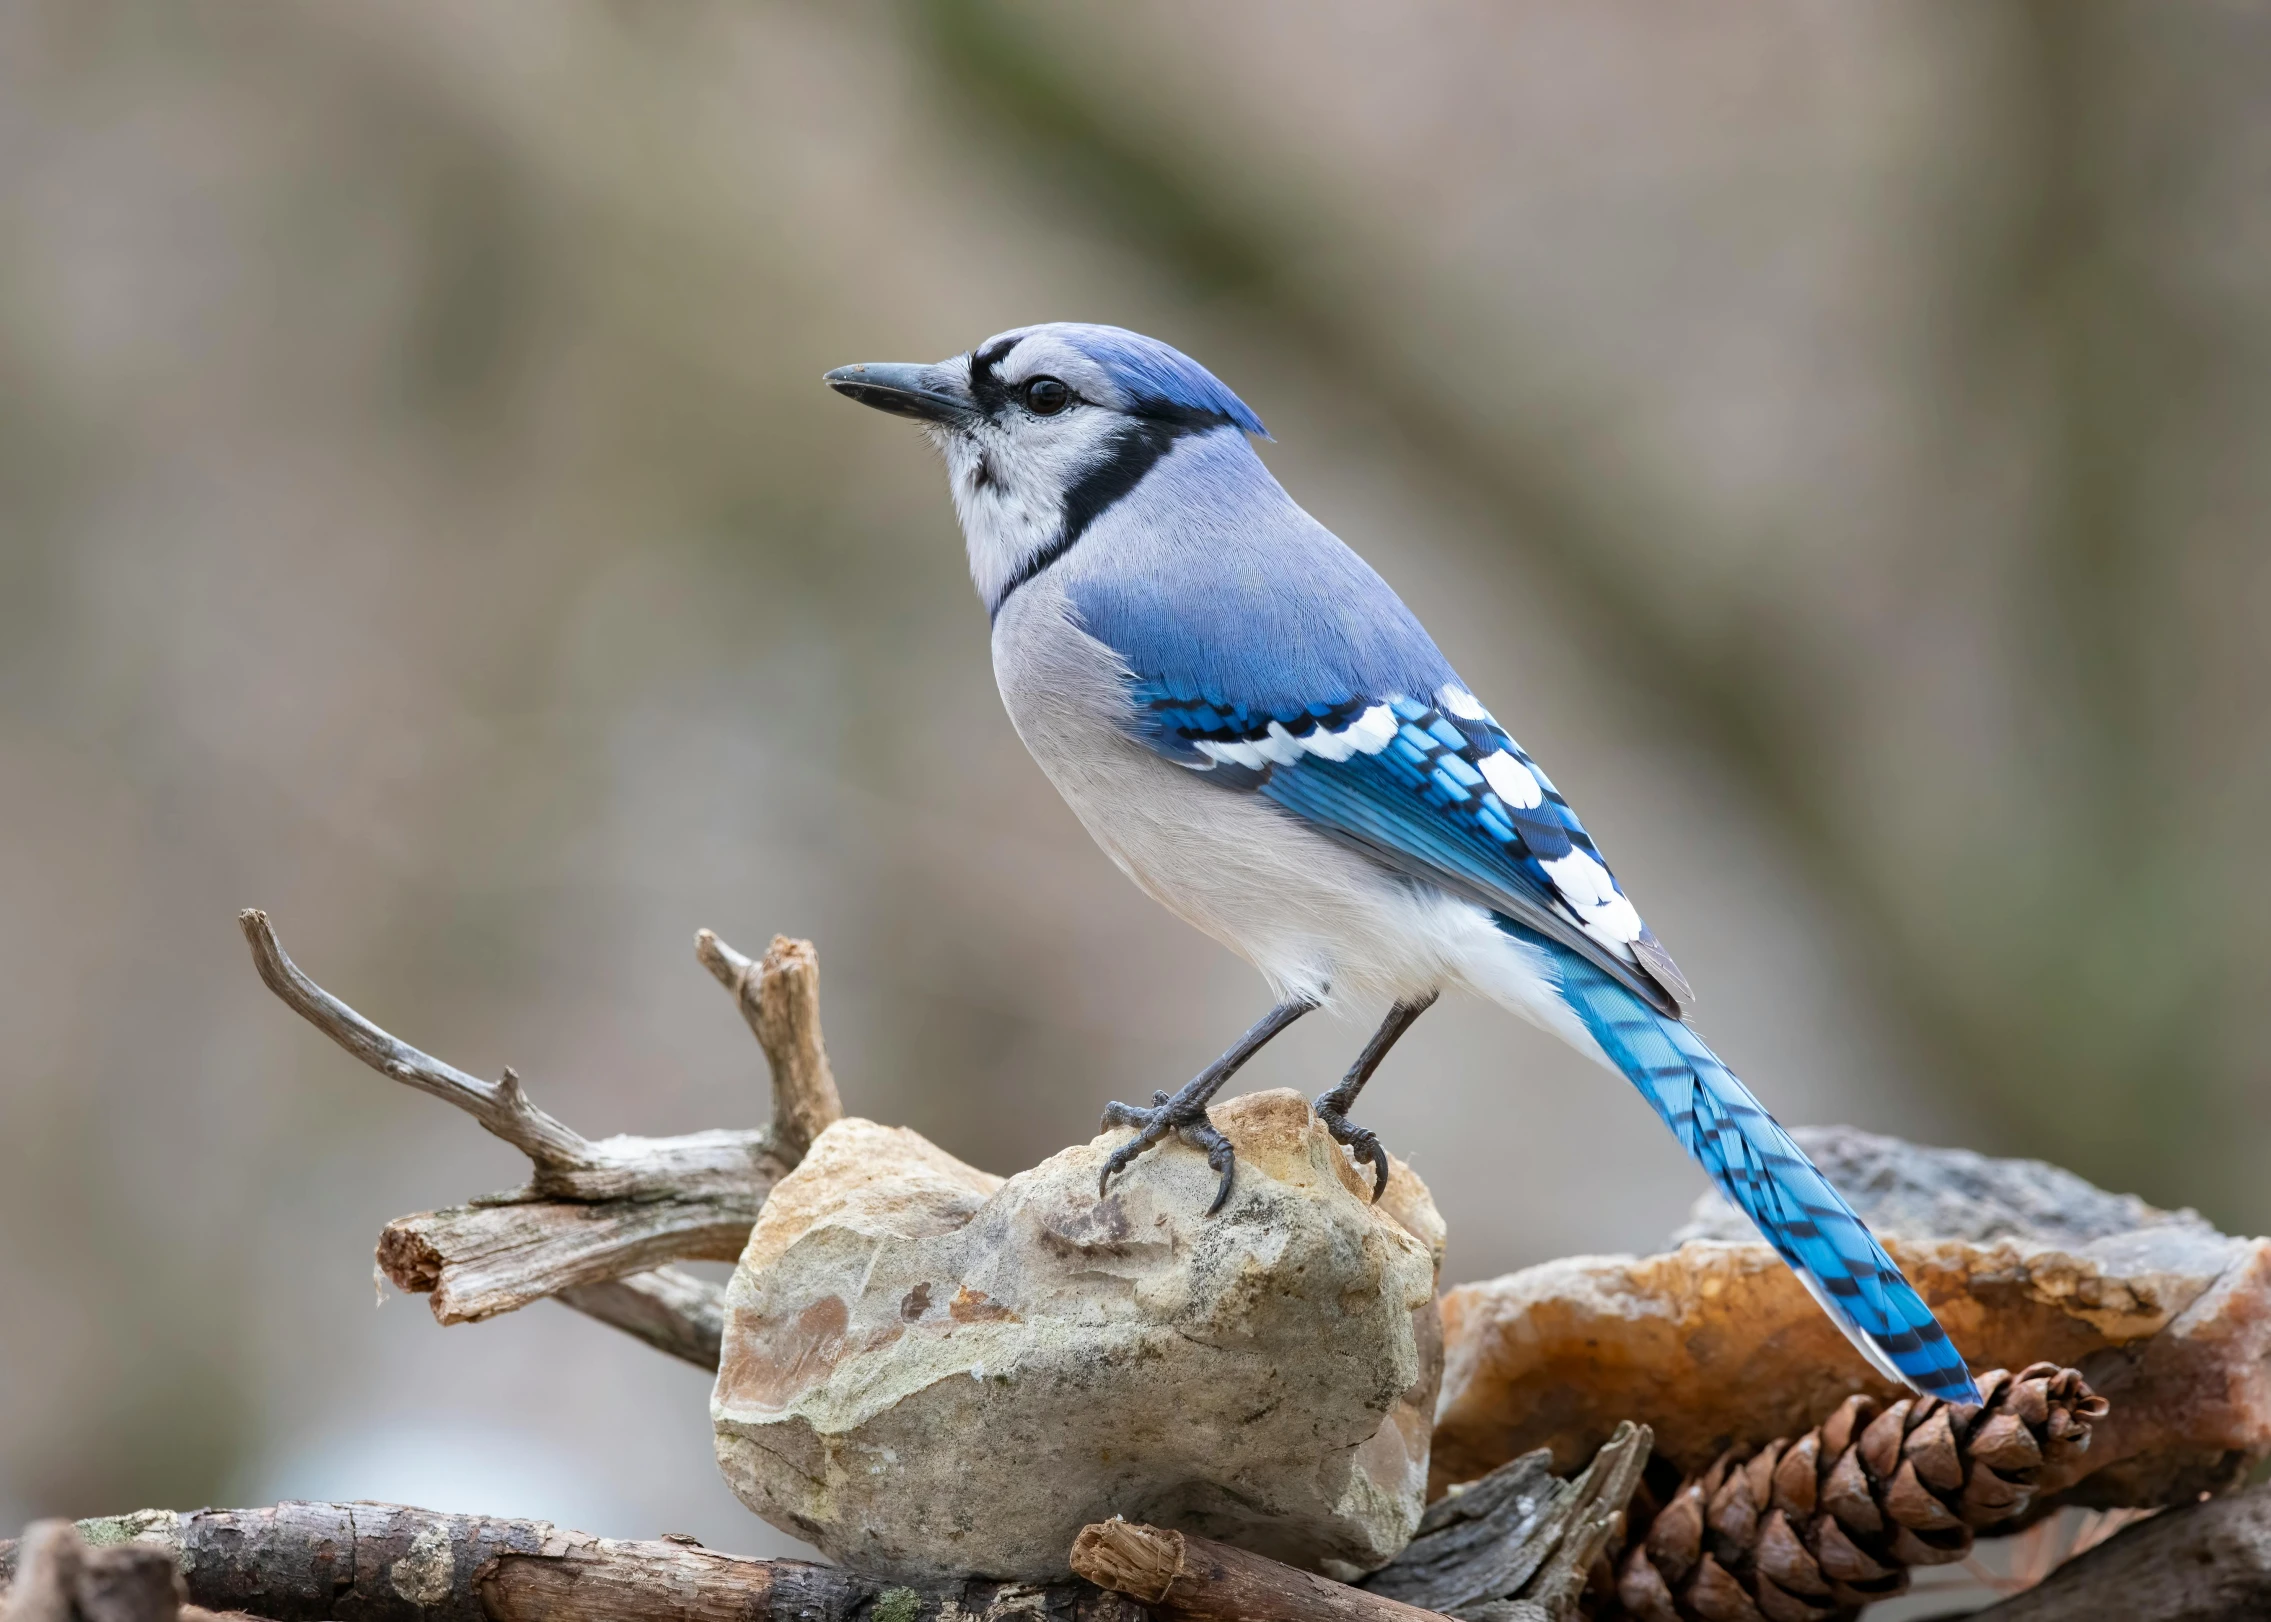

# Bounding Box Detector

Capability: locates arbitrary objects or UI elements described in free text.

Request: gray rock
[710,1089,1443,1583]
[1672,1124,2217,1252]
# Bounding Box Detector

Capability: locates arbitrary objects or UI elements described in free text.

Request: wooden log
[554,1266,725,1371]
[1963,1485,2271,1621]
[372,1146,765,1326]
[239,912,842,1332]
[1,1505,1143,1622]
[0,1520,256,1622]
[1070,1520,1456,1622]
[1364,1421,1649,1618]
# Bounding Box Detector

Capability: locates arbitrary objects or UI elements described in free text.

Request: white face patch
[1478,750,1544,810]
[938,336,1162,611]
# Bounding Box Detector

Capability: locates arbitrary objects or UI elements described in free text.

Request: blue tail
[1540,935,1981,1404]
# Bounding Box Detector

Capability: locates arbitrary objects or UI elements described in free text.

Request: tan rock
[1432,1128,2271,1512]
[711,1089,1443,1582]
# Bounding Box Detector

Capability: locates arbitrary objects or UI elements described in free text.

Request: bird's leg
[1099,996,1318,1216]
[1313,992,1439,1201]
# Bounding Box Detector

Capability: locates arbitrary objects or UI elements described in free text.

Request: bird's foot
[1311,1093,1390,1202]
[1095,997,1319,1218]
[1098,1089,1238,1216]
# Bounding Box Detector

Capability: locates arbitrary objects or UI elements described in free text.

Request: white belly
[1027,726,1470,1005]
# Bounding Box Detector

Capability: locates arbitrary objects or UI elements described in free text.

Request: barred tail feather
[1541,937,1981,1404]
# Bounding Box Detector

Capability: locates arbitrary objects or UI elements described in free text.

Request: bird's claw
[1097,1095,1237,1215]
[1312,1094,1391,1203]
[1177,1115,1238,1217]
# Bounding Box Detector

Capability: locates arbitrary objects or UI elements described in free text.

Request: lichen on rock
[710,1089,1443,1583]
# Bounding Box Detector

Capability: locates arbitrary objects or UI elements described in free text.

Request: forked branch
[238,911,844,1348]
[695,928,842,1159]
[241,909,590,1169]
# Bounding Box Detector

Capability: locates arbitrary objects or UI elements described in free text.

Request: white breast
[989,578,1512,1009]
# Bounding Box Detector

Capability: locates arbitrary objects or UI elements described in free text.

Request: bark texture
[1436,1129,2271,1512]
[1963,1484,2271,1621]
[0,1520,219,1622]
[553,1266,725,1371]
[697,929,841,1159]
[1,1505,1142,1622]
[1071,1521,1451,1622]
[1363,1422,1651,1619]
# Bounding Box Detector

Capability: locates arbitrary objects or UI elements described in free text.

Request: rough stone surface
[1672,1125,2221,1253]
[711,1089,1443,1583]
[1434,1127,2271,1511]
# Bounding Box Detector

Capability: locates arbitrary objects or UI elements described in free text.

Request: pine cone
[1609,1363,2109,1622]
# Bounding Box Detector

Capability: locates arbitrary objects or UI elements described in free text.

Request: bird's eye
[1021,376,1071,416]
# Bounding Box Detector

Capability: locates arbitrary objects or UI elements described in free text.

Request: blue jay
[825,323,1980,1404]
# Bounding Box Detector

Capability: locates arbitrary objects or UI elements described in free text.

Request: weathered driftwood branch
[1071,1522,1453,1622]
[695,929,842,1159]
[239,911,842,1333]
[0,1505,1143,1622]
[1965,1484,2271,1621]
[1365,1421,1652,1620]
[554,1266,726,1370]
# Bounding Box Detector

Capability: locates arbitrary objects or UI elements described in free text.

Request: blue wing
[1130,676,1976,1399]
[1128,680,1693,1018]
[1119,672,1977,1400]
[1053,485,1973,1399]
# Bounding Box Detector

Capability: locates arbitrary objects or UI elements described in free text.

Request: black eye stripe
[967,338,1017,415]
[990,418,1187,618]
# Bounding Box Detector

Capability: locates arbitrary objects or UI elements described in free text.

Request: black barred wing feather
[1125,677,1979,1400]
[1550,940,1979,1400]
[1130,683,1693,1018]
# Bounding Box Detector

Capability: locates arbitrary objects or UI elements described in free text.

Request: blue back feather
[1072,433,1682,1013]
[1064,433,1456,711]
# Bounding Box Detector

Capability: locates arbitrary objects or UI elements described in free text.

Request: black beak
[823,362,976,427]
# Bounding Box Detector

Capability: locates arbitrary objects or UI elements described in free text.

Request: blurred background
[3,0,2267,1594]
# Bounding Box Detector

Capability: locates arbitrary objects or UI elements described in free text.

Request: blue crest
[1051,324,1269,438]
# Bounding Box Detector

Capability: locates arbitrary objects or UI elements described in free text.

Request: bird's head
[825,322,1268,613]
